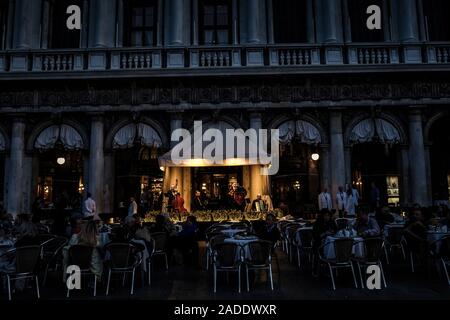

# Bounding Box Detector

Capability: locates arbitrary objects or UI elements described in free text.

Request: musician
[192,191,206,212]
[252,194,267,212]
[233,183,247,212]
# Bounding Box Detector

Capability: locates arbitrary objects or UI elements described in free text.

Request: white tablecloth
[383,223,405,235]
[99,232,110,247]
[295,227,313,245]
[224,237,259,261]
[323,236,364,260]
[427,231,450,244]
[101,234,149,272]
[130,239,150,272]
[221,229,247,237]
[427,231,450,254]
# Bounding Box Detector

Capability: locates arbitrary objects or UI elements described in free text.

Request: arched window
[199,0,232,45]
[273,0,308,43]
[423,0,450,41]
[0,0,9,49]
[123,0,158,47]
[347,0,386,42]
[48,0,84,48]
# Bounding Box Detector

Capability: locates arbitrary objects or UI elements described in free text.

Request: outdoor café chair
[150,232,169,270]
[296,228,314,270]
[383,226,406,264]
[206,233,227,270]
[0,245,41,300]
[441,236,450,286]
[429,235,450,286]
[245,240,274,291]
[66,245,97,298]
[41,236,68,286]
[212,243,243,293]
[105,243,142,295]
[352,238,387,289]
[319,238,358,291]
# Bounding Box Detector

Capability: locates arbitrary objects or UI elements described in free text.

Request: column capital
[8,114,27,123]
[167,110,185,120]
[87,112,105,121]
[408,109,423,121]
[249,110,263,118]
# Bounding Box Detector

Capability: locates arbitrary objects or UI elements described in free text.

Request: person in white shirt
[346,183,360,207]
[318,188,332,211]
[128,197,138,217]
[345,186,356,217]
[83,192,96,219]
[336,186,348,218]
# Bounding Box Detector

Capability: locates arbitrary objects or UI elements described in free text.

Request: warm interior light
[57,157,66,165]
[160,166,165,172]
[311,153,320,161]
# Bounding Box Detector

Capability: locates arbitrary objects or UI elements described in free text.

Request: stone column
[266,0,275,44]
[103,152,115,215]
[408,109,430,206]
[391,0,421,63]
[182,167,191,212]
[6,118,26,216]
[329,110,346,209]
[240,0,267,44]
[399,145,411,205]
[344,146,352,185]
[242,166,251,203]
[22,155,34,214]
[315,0,344,43]
[308,157,320,200]
[167,112,184,195]
[306,0,316,43]
[89,0,117,47]
[165,0,190,45]
[170,112,184,148]
[88,115,105,214]
[424,145,432,204]
[319,144,331,192]
[396,0,420,42]
[12,0,42,49]
[315,0,344,64]
[249,112,264,201]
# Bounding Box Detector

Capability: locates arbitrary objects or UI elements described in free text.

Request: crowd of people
[308,203,450,275]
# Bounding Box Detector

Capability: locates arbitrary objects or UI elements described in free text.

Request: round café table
[220,229,247,237]
[323,236,364,260]
[224,237,260,261]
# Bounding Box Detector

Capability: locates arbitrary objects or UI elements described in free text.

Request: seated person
[64,221,103,281]
[123,215,139,239]
[175,216,199,267]
[404,208,429,266]
[66,213,84,238]
[312,209,336,276]
[192,191,206,212]
[150,214,172,235]
[178,216,198,238]
[312,209,337,245]
[251,194,267,212]
[375,206,395,228]
[15,222,41,247]
[0,223,14,273]
[258,213,280,245]
[355,211,381,238]
[440,207,450,228]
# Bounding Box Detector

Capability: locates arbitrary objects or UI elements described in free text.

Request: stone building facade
[0,0,450,216]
